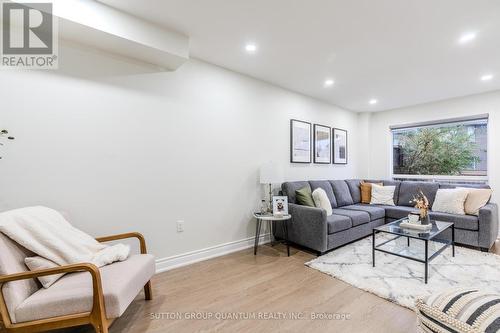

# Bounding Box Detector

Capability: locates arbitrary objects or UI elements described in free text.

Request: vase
[420,211,430,225]
[260,200,268,214]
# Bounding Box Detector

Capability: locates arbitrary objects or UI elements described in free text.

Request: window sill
[392,174,489,182]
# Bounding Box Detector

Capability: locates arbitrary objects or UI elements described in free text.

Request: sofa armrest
[0,263,106,327]
[287,203,328,253]
[478,203,499,249]
[96,232,148,254]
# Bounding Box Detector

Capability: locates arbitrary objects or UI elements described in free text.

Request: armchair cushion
[14,254,155,323]
[24,256,64,289]
[0,233,39,324]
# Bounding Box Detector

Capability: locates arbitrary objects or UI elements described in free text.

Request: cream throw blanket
[0,206,129,267]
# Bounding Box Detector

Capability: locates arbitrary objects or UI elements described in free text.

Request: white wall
[356,112,372,179]
[0,43,360,261]
[363,91,500,201]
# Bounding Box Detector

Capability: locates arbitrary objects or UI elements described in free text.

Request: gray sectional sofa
[274,179,498,255]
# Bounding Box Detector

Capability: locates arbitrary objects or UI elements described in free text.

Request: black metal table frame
[372,223,455,284]
[254,218,290,256]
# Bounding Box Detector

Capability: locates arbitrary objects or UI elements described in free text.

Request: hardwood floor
[3,240,500,333]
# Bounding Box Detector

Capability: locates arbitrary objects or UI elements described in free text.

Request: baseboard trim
[155,233,271,273]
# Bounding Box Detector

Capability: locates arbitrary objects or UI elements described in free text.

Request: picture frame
[272,196,289,215]
[313,124,331,164]
[290,119,311,163]
[333,128,348,164]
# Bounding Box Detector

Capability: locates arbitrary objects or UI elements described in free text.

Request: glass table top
[374,218,453,240]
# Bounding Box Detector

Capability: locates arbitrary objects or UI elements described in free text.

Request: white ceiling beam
[10,0,190,70]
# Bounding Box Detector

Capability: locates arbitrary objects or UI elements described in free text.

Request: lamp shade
[259,162,283,184]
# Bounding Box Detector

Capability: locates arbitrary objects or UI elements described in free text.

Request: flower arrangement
[0,129,15,159]
[410,190,430,222]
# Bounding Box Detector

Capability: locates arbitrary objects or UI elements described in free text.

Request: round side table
[253,213,292,256]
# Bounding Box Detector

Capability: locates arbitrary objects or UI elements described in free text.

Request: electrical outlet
[176,220,184,232]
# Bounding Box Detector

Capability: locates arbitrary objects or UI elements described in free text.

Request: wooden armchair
[0,232,154,333]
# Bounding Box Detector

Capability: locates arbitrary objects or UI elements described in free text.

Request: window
[391,116,488,179]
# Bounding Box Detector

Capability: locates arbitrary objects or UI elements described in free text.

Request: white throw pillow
[370,184,395,206]
[458,187,493,216]
[25,256,65,288]
[312,188,333,216]
[432,189,469,215]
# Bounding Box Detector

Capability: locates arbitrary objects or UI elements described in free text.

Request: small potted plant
[0,129,15,159]
[411,190,430,225]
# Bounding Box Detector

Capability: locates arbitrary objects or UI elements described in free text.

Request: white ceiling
[99,0,500,112]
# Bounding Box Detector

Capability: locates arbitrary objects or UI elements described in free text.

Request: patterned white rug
[306,235,500,309]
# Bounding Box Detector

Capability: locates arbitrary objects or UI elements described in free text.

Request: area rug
[306,235,500,309]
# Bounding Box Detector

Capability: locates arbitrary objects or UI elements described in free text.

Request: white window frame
[389,114,489,182]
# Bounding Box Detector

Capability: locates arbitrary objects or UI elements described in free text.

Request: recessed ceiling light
[324,79,334,87]
[245,43,257,53]
[369,99,378,105]
[481,74,493,81]
[459,32,477,44]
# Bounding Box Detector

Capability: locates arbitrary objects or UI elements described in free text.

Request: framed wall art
[290,119,311,163]
[313,124,331,164]
[333,128,348,164]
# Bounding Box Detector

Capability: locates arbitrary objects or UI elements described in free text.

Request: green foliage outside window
[393,124,485,176]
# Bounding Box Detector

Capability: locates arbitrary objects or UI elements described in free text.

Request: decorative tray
[400,221,432,231]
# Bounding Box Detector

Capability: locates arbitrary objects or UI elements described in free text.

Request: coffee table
[372,219,455,283]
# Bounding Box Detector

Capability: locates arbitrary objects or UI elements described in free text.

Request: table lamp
[259,162,283,213]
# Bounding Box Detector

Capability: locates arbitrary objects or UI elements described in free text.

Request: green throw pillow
[296,186,315,207]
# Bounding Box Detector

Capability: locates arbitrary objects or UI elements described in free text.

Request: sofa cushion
[429,211,479,231]
[295,186,315,207]
[281,181,310,204]
[382,180,401,205]
[329,180,354,207]
[432,189,469,215]
[342,204,386,221]
[309,180,337,208]
[439,183,491,189]
[384,206,419,220]
[459,187,493,216]
[0,233,39,324]
[397,181,439,207]
[312,188,333,216]
[15,254,155,323]
[370,184,396,206]
[327,214,352,234]
[364,179,402,204]
[332,209,370,227]
[416,288,500,333]
[360,181,383,204]
[345,179,362,204]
